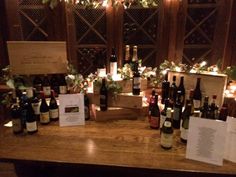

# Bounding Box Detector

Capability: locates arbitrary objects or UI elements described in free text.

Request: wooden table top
[0,119,235,175]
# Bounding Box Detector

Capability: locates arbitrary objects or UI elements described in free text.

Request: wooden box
[88,93,143,109]
[7,41,68,75]
[93,79,147,94]
[168,71,227,106]
[92,106,138,121]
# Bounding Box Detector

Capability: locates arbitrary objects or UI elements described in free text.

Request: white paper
[224,116,236,163]
[59,94,85,127]
[186,117,227,166]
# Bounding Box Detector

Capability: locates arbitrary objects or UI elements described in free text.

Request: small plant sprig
[118,64,133,80]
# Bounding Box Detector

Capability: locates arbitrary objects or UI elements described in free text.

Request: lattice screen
[18,0,49,40]
[123,2,160,67]
[183,0,219,65]
[72,6,107,75]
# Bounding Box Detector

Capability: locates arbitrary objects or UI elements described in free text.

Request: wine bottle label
[26,87,33,98]
[97,68,106,77]
[180,128,188,141]
[26,121,37,132]
[43,86,51,96]
[84,106,89,119]
[161,133,173,148]
[110,62,117,76]
[32,103,40,115]
[160,115,166,129]
[164,121,172,127]
[150,116,159,128]
[12,119,22,132]
[49,109,59,119]
[173,107,180,120]
[133,77,141,89]
[193,100,201,109]
[59,86,67,94]
[40,112,50,123]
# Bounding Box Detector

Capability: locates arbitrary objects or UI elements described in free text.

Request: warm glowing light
[112,74,122,81]
[102,0,108,7]
[161,69,168,75]
[175,66,181,72]
[200,61,207,67]
[190,69,196,73]
[97,69,107,78]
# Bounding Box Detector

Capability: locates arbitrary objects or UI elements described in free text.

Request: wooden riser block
[93,79,147,94]
[88,93,143,109]
[92,106,138,122]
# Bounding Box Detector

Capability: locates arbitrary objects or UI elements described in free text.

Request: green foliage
[42,0,158,9]
[224,66,236,80]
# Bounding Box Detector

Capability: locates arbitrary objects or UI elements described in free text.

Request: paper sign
[224,116,236,163]
[59,94,85,127]
[186,117,227,166]
[7,41,68,75]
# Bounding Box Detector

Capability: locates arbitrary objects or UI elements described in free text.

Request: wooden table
[0,119,235,177]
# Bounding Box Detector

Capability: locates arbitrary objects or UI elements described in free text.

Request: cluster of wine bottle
[148,75,229,149]
[11,89,59,134]
[32,74,67,98]
[97,45,142,112]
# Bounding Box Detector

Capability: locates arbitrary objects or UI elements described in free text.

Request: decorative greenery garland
[1,60,236,106]
[42,0,159,9]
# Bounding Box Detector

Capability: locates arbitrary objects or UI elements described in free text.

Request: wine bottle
[160,98,169,130]
[193,78,202,110]
[180,103,192,143]
[11,99,23,134]
[40,92,50,124]
[50,75,59,97]
[173,91,182,129]
[209,95,218,119]
[26,99,38,134]
[100,78,108,111]
[148,89,156,123]
[219,104,228,121]
[33,75,42,92]
[124,45,131,65]
[161,74,170,104]
[19,92,28,129]
[131,45,138,71]
[42,75,51,97]
[200,96,210,118]
[26,87,34,99]
[132,63,141,95]
[49,90,59,121]
[97,51,106,78]
[110,48,117,77]
[149,93,160,129]
[169,75,177,107]
[160,108,173,149]
[31,90,40,121]
[84,89,90,120]
[59,74,67,94]
[177,76,185,106]
[188,89,195,114]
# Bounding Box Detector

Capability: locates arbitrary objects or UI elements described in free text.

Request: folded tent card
[224,116,236,163]
[186,116,236,166]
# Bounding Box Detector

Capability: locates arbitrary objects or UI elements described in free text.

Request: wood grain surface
[0,119,235,176]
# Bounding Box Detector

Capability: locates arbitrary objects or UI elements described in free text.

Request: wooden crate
[93,79,147,94]
[92,106,138,121]
[88,93,143,109]
[168,71,227,106]
[7,41,68,75]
